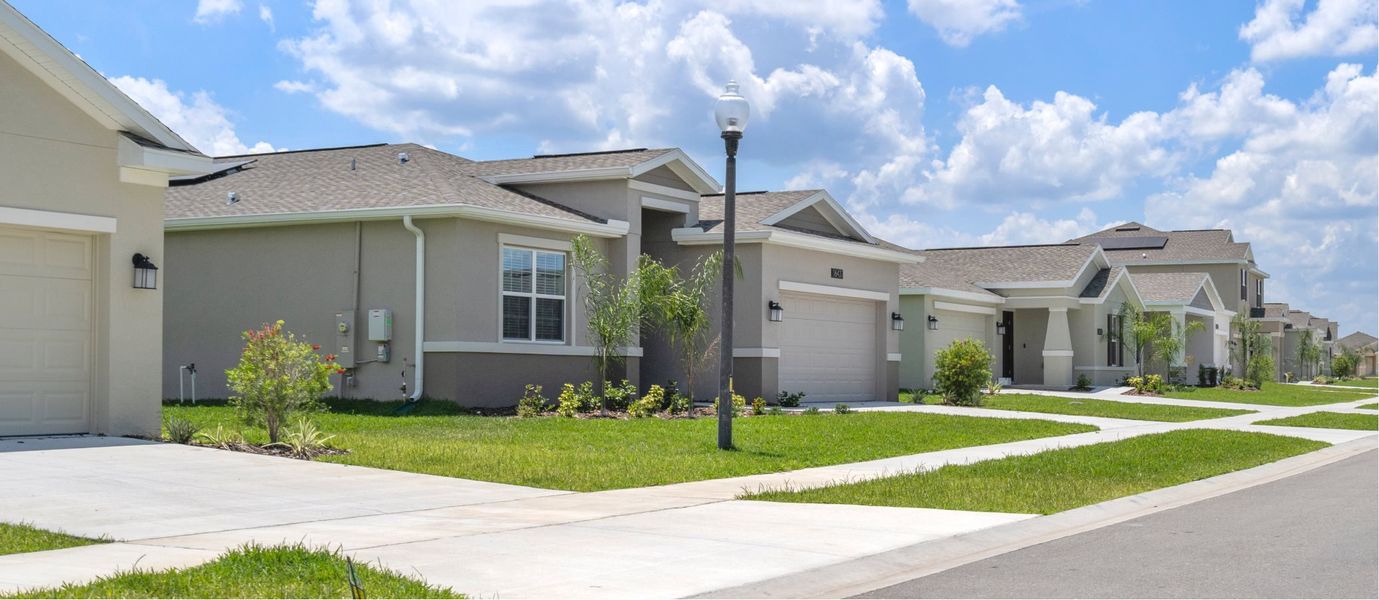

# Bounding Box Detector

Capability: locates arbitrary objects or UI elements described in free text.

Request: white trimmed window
[501,247,566,342]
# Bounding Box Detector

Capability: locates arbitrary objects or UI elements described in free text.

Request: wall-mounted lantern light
[996,322,1007,336]
[891,312,905,331]
[927,315,938,331]
[767,300,783,322]
[132,253,158,290]
[1096,328,1104,337]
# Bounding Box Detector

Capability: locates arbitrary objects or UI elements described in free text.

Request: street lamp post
[714,80,749,451]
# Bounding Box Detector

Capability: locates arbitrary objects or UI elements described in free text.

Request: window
[1255,279,1263,308]
[1239,269,1247,301]
[1107,313,1124,367]
[501,247,566,342]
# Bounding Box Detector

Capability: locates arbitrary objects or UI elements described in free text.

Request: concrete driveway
[0,435,1032,598]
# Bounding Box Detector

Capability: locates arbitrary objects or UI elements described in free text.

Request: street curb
[694,436,1378,599]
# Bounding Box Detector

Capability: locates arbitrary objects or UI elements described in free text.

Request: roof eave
[165,204,629,237]
[671,227,919,264]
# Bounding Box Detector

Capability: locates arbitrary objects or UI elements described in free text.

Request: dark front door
[1001,311,1015,379]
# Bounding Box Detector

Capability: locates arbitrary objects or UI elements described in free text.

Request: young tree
[226,320,340,444]
[1298,330,1321,379]
[1149,316,1206,382]
[1119,304,1164,377]
[1230,313,1272,387]
[637,251,724,416]
[1333,346,1359,379]
[571,235,643,408]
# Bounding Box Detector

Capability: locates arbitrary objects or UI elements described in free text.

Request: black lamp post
[714,80,749,450]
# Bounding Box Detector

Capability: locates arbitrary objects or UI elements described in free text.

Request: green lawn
[1357,403,1377,410]
[1329,378,1378,389]
[13,545,460,599]
[1162,384,1374,407]
[1255,412,1379,431]
[0,522,103,557]
[744,429,1326,514]
[163,400,1094,492]
[917,393,1253,422]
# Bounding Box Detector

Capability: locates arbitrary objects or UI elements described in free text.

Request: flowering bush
[933,338,993,406]
[1126,374,1164,395]
[225,320,339,444]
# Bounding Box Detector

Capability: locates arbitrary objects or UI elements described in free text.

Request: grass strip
[1356,403,1377,410]
[13,544,461,598]
[0,522,103,557]
[918,393,1253,422]
[1255,411,1378,431]
[164,402,1094,492]
[1161,384,1374,407]
[1328,379,1378,389]
[743,429,1326,514]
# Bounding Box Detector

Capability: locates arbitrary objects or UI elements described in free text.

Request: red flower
[335,368,347,374]
[325,354,337,362]
[312,343,321,351]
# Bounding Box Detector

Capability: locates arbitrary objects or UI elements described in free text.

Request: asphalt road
[857,449,1379,599]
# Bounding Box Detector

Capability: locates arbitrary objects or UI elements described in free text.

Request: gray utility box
[333,310,355,368]
[368,309,392,341]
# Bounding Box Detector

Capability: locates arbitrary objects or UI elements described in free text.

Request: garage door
[927,309,988,382]
[779,293,877,403]
[0,227,92,436]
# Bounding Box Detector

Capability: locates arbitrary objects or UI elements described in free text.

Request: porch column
[1042,308,1074,388]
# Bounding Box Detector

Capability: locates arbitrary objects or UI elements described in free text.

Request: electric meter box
[333,310,355,368]
[367,309,392,341]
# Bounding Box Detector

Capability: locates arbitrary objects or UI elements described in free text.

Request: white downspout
[402,216,425,401]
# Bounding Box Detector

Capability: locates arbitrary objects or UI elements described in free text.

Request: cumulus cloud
[907,0,1022,47]
[1240,0,1378,61]
[258,4,274,31]
[111,76,281,156]
[978,207,1099,246]
[193,0,243,24]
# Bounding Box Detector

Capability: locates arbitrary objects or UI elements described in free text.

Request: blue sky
[14,0,1378,334]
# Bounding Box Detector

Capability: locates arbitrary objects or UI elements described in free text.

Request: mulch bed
[190,441,348,461]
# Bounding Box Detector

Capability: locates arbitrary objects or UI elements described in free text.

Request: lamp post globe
[714,80,748,450]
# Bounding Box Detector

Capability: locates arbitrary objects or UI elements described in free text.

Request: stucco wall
[0,51,166,436]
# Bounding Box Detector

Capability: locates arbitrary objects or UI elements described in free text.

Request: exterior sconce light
[767,300,783,322]
[891,312,905,331]
[132,253,158,290]
[927,315,939,331]
[1097,328,1104,336]
[996,322,1007,336]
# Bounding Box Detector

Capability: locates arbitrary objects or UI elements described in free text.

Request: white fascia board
[167,204,630,238]
[671,227,918,264]
[0,205,116,233]
[117,136,215,176]
[1198,275,1226,312]
[779,280,891,302]
[900,286,1004,305]
[640,196,689,213]
[1115,269,1146,309]
[629,148,720,194]
[628,179,700,202]
[1249,266,1271,278]
[1183,306,1215,318]
[759,190,876,244]
[0,5,199,153]
[933,300,998,316]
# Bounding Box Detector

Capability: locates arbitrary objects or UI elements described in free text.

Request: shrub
[226,320,340,444]
[1312,375,1334,385]
[197,424,243,447]
[628,385,665,418]
[751,397,766,416]
[603,379,638,411]
[933,338,992,406]
[802,406,821,415]
[1246,352,1274,389]
[556,383,581,417]
[777,390,805,407]
[575,381,601,413]
[517,384,548,418]
[667,390,692,415]
[1126,375,1162,395]
[766,406,784,415]
[1220,375,1256,391]
[713,393,746,417]
[163,416,199,444]
[278,418,335,456]
[987,379,1005,396]
[1283,372,1295,383]
[1073,373,1092,392]
[834,403,852,414]
[1332,353,1358,379]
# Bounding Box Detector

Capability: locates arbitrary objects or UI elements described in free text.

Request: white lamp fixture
[996,322,1007,336]
[891,312,905,331]
[768,300,783,322]
[714,80,750,134]
[132,253,158,290]
[927,315,938,331]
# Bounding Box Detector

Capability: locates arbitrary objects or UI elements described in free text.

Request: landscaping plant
[933,338,993,406]
[1332,348,1358,379]
[1297,330,1322,380]
[628,385,665,418]
[517,384,548,418]
[1231,313,1273,388]
[751,397,767,416]
[713,393,746,417]
[163,416,200,444]
[777,390,805,407]
[834,403,853,414]
[637,250,726,416]
[556,383,581,417]
[225,320,340,444]
[1073,373,1092,392]
[571,235,644,407]
[278,418,336,457]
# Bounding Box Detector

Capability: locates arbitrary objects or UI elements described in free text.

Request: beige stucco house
[1,3,212,436]
[162,145,914,406]
[1336,331,1377,377]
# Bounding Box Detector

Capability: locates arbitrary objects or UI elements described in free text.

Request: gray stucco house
[162,144,914,406]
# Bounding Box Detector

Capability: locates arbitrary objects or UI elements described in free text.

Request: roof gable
[464,147,719,194]
[758,190,874,243]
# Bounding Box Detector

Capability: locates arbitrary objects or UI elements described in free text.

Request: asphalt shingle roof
[1285,310,1314,329]
[1078,266,1126,300]
[1128,272,1211,303]
[899,243,1098,298]
[1261,302,1291,318]
[1071,222,1252,264]
[165,143,602,224]
[1336,332,1377,351]
[457,148,677,177]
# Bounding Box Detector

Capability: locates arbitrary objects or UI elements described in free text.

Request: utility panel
[368,309,393,341]
[333,310,355,368]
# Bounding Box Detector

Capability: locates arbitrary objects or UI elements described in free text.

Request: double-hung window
[1239,269,1247,301]
[1107,313,1124,367]
[501,247,566,342]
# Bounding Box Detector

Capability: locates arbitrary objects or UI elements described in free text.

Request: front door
[1001,311,1015,379]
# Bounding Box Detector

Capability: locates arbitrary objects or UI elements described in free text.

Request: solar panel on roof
[1095,236,1168,250]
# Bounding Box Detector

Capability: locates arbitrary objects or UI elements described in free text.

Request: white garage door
[0,227,93,436]
[779,293,877,403]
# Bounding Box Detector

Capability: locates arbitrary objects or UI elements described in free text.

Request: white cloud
[907,0,1022,47]
[978,207,1099,246]
[258,4,275,31]
[111,76,281,156]
[1239,0,1378,61]
[273,80,315,94]
[193,0,243,24]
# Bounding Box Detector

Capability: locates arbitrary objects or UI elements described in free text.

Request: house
[896,243,1192,390]
[1258,302,1295,380]
[162,145,913,406]
[0,2,212,436]
[1336,332,1378,377]
[1070,222,1275,377]
[1277,309,1334,379]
